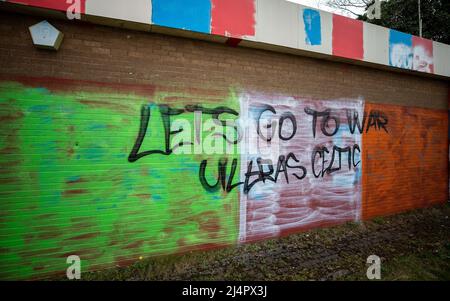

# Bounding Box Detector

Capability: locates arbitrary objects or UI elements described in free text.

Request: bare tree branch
[326,0,373,16]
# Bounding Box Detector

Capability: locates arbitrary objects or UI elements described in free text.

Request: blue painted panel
[152,0,211,34]
[303,9,321,46]
[389,30,412,69]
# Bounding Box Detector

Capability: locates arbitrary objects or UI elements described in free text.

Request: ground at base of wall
[71,204,450,281]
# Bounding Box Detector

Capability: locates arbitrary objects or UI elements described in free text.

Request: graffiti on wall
[126,92,390,243]
[0,77,447,280]
[238,96,366,242]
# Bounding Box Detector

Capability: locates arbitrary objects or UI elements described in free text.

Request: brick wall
[0,11,448,279]
[0,12,447,109]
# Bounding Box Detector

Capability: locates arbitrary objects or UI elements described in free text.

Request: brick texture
[0,11,447,110]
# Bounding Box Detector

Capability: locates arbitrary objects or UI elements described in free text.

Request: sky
[286,0,366,18]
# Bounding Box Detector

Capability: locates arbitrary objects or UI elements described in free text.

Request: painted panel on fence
[389,29,413,69]
[302,8,321,46]
[0,78,240,280]
[412,36,434,73]
[85,0,151,24]
[211,0,255,38]
[6,0,86,13]
[238,95,364,242]
[151,0,211,34]
[332,14,363,60]
[362,103,448,219]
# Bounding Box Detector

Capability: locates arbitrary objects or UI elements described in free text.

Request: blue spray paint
[303,9,321,46]
[152,0,211,34]
[389,30,413,69]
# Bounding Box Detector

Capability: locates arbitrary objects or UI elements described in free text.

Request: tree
[327,0,450,44]
[326,0,373,18]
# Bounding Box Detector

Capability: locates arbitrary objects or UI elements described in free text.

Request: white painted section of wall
[298,5,332,55]
[85,0,151,25]
[433,41,450,78]
[253,0,299,49]
[363,22,389,65]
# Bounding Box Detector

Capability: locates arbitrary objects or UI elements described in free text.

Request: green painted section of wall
[0,80,240,279]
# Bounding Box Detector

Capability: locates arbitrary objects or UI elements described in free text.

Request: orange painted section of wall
[362,103,448,220]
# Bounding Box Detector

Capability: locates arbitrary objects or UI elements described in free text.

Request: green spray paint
[0,81,240,279]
